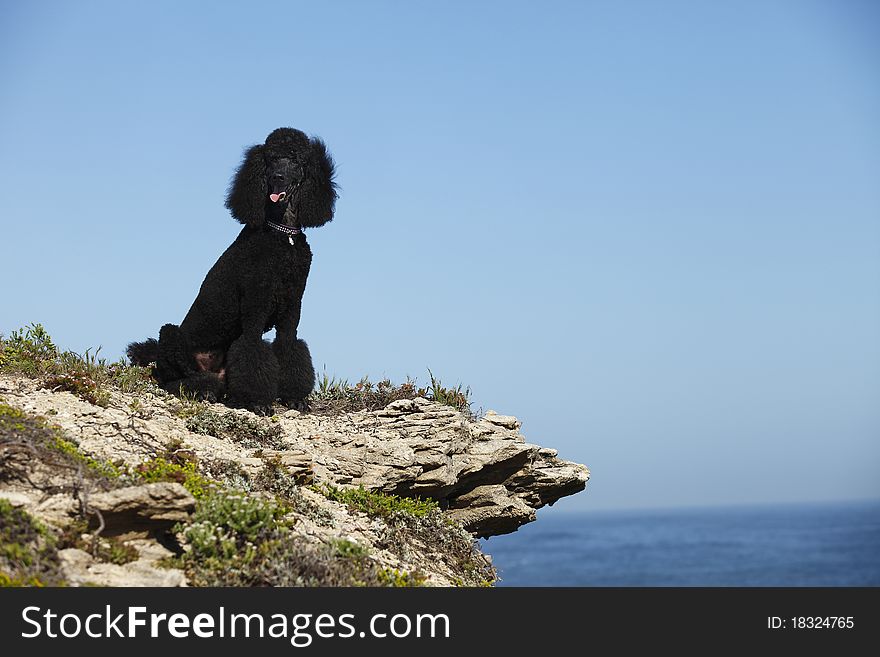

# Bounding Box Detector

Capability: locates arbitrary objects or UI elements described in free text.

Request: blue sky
[1,0,878,511]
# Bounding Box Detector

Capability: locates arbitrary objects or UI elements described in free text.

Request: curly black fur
[127,127,337,414]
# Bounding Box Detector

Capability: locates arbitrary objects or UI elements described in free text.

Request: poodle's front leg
[225,328,280,415]
[273,316,315,410]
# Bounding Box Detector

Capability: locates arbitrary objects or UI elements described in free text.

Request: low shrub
[181,406,286,450]
[0,499,65,587]
[316,484,439,520]
[0,323,157,407]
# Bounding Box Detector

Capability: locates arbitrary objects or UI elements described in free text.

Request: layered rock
[85,482,195,536]
[273,399,589,537]
[1,376,589,539]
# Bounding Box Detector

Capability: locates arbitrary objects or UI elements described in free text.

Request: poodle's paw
[249,404,274,417]
[282,397,310,413]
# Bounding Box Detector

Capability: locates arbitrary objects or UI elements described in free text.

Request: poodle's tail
[126,338,159,366]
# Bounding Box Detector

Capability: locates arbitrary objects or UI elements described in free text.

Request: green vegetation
[316,484,439,520]
[172,489,384,587]
[43,348,111,407]
[314,484,495,587]
[0,325,497,587]
[48,435,123,480]
[56,522,138,566]
[174,402,286,449]
[134,443,216,500]
[424,368,473,417]
[0,499,65,587]
[182,489,288,559]
[0,398,29,425]
[92,538,139,565]
[1,395,216,498]
[310,372,422,414]
[310,368,475,418]
[251,454,300,497]
[380,507,496,587]
[0,398,122,487]
[0,323,58,375]
[331,538,369,559]
[0,400,141,585]
[247,456,332,526]
[377,567,427,587]
[168,484,437,587]
[1,324,476,418]
[0,399,494,587]
[0,323,156,407]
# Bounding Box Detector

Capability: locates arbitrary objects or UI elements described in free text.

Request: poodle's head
[225,127,337,228]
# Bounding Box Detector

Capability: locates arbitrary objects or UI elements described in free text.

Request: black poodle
[127,127,337,414]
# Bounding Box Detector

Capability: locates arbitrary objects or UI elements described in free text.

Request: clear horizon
[2,0,878,511]
[530,495,880,515]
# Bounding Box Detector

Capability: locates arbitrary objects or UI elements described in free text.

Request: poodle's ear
[293,137,338,228]
[225,144,267,225]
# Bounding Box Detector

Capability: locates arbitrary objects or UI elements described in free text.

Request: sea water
[481,500,880,586]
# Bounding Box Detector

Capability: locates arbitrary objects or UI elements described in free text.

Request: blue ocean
[482,500,880,586]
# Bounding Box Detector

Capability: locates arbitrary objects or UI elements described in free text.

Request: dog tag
[289,236,295,245]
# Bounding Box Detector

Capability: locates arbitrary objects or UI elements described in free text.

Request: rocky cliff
[0,371,589,587]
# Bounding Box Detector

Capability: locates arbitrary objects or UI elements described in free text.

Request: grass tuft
[309,372,421,414]
[309,368,475,417]
[425,368,473,416]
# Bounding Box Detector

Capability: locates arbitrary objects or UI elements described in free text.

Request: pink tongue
[269,193,281,203]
